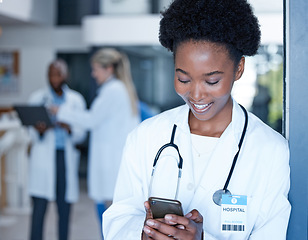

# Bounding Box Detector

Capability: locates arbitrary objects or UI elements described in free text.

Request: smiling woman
[102,1,291,239]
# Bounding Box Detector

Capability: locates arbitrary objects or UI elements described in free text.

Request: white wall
[82,15,161,46]
[0,0,55,25]
[0,26,89,106]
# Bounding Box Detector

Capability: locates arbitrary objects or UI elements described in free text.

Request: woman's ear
[235,57,245,81]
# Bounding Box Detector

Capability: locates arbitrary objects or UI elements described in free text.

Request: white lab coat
[57,77,140,202]
[28,86,86,203]
[103,100,291,240]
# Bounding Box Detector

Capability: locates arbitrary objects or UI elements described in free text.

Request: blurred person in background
[53,48,140,238]
[28,59,87,240]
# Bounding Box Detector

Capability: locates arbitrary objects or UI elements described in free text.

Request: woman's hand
[57,122,71,134]
[142,201,203,240]
[34,121,48,136]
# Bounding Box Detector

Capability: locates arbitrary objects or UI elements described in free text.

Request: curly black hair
[159,0,261,63]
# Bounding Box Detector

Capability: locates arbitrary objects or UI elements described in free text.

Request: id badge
[221,194,247,232]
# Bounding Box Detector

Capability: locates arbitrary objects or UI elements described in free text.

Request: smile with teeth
[191,102,212,111]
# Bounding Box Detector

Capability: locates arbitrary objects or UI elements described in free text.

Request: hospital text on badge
[221,195,247,232]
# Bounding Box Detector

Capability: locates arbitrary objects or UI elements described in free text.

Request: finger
[176,224,185,230]
[185,209,203,223]
[144,201,150,211]
[164,214,190,226]
[143,226,161,239]
[145,219,183,239]
[164,214,202,235]
[165,215,203,240]
[144,201,153,220]
[141,228,153,240]
[144,225,175,240]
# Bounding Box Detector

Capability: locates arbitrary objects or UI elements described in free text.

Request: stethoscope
[148,105,248,206]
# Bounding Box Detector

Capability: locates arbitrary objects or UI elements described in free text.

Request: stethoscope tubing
[148,125,183,199]
[223,104,248,191]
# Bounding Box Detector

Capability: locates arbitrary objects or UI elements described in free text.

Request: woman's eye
[178,78,190,84]
[206,80,219,85]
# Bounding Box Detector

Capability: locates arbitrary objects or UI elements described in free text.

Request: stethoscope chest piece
[213,189,231,206]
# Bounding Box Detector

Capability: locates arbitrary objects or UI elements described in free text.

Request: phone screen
[149,197,184,219]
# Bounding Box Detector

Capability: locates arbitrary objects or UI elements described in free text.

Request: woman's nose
[190,81,206,102]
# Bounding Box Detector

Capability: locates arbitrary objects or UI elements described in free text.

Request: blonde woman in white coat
[28,59,86,240]
[55,48,140,235]
[103,0,291,239]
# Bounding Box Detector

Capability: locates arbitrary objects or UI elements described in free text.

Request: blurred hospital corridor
[0,179,102,240]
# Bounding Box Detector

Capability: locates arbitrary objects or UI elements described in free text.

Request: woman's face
[48,65,65,92]
[174,41,244,128]
[91,62,112,85]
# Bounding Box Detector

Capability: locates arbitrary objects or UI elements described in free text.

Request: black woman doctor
[103,0,291,239]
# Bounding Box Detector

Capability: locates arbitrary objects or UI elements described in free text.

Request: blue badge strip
[221,195,247,206]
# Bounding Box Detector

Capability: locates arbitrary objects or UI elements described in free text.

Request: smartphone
[148,197,184,219]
